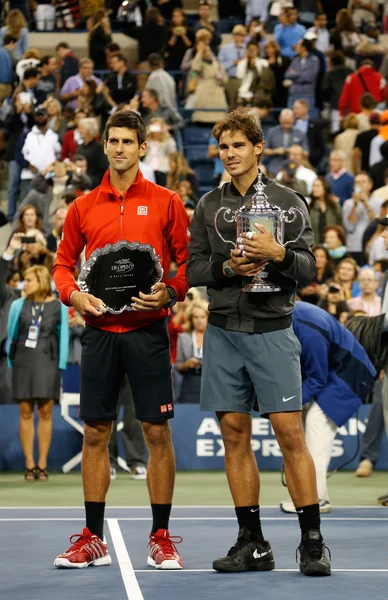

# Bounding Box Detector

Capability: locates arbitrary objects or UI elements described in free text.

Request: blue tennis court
[1,506,387,600]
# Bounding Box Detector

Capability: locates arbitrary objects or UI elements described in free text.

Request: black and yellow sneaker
[212,526,275,573]
[297,530,331,576]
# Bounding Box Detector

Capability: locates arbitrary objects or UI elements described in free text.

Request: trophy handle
[214,206,237,248]
[280,207,308,247]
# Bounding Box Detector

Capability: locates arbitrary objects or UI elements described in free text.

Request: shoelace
[65,532,92,553]
[151,535,183,558]
[296,541,332,563]
[227,537,250,557]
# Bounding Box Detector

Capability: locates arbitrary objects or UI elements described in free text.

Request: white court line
[107,518,144,600]
[0,517,387,522]
[133,568,388,573]
[0,505,384,510]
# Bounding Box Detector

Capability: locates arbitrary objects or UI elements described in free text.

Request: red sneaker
[147,529,183,569]
[54,527,112,569]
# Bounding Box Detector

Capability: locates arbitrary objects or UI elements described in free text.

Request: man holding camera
[342,172,376,265]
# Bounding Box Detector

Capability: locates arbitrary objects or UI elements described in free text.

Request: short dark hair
[110,52,127,65]
[330,50,345,66]
[360,93,377,110]
[23,67,39,80]
[247,40,259,49]
[105,110,147,146]
[73,154,87,162]
[212,108,264,157]
[40,55,54,68]
[148,53,163,67]
[143,88,159,103]
[3,34,17,45]
[6,267,21,284]
[301,39,313,52]
[56,41,70,50]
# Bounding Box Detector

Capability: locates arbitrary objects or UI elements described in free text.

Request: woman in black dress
[265,40,290,108]
[7,265,69,480]
[166,8,194,71]
[88,11,112,71]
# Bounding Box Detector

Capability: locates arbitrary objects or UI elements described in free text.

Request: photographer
[317,281,349,321]
[236,40,276,104]
[176,301,209,403]
[342,172,376,265]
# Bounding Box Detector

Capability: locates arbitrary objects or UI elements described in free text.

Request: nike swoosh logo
[250,508,260,513]
[253,550,270,559]
[296,509,304,514]
[282,395,296,402]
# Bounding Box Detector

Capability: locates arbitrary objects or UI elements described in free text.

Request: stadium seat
[185,145,210,163]
[183,127,213,145]
[191,160,214,186]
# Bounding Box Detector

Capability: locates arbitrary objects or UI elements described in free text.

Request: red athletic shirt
[52,168,190,333]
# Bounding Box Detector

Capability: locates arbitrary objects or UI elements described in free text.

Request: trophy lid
[240,172,281,214]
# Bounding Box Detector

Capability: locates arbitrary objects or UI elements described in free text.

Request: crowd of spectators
[0,0,388,479]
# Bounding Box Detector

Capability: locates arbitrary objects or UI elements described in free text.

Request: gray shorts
[200,323,302,417]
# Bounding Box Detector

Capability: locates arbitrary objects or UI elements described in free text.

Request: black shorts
[79,320,173,423]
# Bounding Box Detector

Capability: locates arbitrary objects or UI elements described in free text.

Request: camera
[329,284,340,294]
[21,236,36,244]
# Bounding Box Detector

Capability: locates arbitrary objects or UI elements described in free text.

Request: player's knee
[142,421,171,448]
[276,426,305,454]
[83,422,112,449]
[220,418,251,451]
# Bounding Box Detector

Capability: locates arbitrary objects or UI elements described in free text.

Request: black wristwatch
[165,286,177,309]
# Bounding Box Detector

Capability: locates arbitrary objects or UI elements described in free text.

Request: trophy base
[242,282,281,293]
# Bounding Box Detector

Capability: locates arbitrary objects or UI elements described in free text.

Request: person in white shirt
[21,106,61,184]
[276,144,317,196]
[143,117,177,186]
[306,13,330,55]
[144,53,177,110]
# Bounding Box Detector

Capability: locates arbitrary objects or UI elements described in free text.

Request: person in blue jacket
[7,264,68,481]
[280,301,376,513]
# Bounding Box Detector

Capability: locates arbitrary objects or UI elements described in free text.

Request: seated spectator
[67,154,93,192]
[292,99,325,169]
[44,97,67,142]
[236,40,275,104]
[60,109,87,161]
[193,0,221,55]
[34,55,57,105]
[129,7,168,64]
[139,88,184,132]
[7,264,68,480]
[143,117,177,187]
[278,144,317,195]
[274,6,306,58]
[306,12,330,54]
[34,0,56,31]
[165,8,195,71]
[347,268,382,315]
[217,24,247,109]
[333,256,360,301]
[60,58,102,111]
[20,106,62,194]
[145,53,177,109]
[330,9,361,70]
[322,50,353,135]
[365,204,388,265]
[55,42,79,88]
[299,245,334,305]
[176,300,209,403]
[309,177,343,243]
[357,92,378,132]
[276,159,308,197]
[187,43,228,123]
[88,10,112,71]
[13,204,43,235]
[342,171,377,264]
[16,48,41,82]
[13,66,40,104]
[167,151,200,199]
[285,38,320,118]
[317,280,349,320]
[102,53,136,108]
[76,117,108,188]
[46,207,68,253]
[348,0,379,29]
[263,108,308,175]
[14,229,55,275]
[352,111,381,173]
[324,224,349,264]
[265,40,291,108]
[0,9,28,61]
[334,113,359,174]
[327,150,354,206]
[179,180,198,213]
[339,59,387,120]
